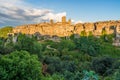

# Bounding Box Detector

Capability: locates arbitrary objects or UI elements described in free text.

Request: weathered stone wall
[13,17,120,37]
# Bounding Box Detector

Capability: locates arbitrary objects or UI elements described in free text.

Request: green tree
[92,57,114,76]
[0,37,14,54]
[63,71,75,80]
[43,56,61,74]
[0,26,13,38]
[89,31,93,36]
[56,40,76,51]
[80,30,87,36]
[0,50,42,80]
[100,34,114,43]
[102,29,107,35]
[114,68,120,80]
[74,37,101,56]
[42,74,65,80]
[82,70,98,80]
[0,38,5,54]
[14,34,42,58]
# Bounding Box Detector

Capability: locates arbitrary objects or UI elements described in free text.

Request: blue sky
[0,0,120,27]
[26,0,120,22]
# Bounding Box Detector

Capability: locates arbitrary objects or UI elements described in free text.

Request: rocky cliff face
[13,17,120,37]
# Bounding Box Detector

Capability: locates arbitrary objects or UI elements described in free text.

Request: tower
[50,19,54,24]
[62,16,66,24]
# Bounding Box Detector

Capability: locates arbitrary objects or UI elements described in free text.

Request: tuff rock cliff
[13,16,120,37]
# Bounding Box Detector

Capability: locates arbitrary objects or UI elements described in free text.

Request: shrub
[42,74,65,80]
[74,37,101,56]
[0,38,14,54]
[92,57,114,76]
[63,71,74,80]
[82,70,98,80]
[56,40,76,51]
[0,50,42,80]
[61,61,77,72]
[14,34,42,58]
[0,26,13,38]
[114,69,120,80]
[43,56,61,74]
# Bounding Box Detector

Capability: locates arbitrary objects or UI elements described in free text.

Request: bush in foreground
[0,50,42,80]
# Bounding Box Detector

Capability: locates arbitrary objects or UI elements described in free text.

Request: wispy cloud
[0,0,66,26]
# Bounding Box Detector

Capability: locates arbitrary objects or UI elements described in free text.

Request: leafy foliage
[92,57,114,76]
[74,36,101,56]
[14,34,42,58]
[0,50,42,80]
[114,68,120,80]
[0,30,120,80]
[53,40,76,51]
[0,26,13,38]
[80,30,87,36]
[42,74,65,80]
[0,38,14,54]
[82,70,98,80]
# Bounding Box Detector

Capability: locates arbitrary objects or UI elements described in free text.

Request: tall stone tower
[62,16,66,24]
[50,19,54,24]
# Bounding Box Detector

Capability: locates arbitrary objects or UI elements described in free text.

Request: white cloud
[41,12,66,22]
[0,0,67,26]
[75,20,84,24]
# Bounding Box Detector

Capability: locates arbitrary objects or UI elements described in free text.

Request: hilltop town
[13,16,120,37]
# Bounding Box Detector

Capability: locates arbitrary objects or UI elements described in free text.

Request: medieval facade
[13,16,120,37]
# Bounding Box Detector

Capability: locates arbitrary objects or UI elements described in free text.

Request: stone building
[13,16,120,37]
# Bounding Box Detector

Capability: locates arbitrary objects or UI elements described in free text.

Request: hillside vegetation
[0,26,120,80]
[0,26,13,38]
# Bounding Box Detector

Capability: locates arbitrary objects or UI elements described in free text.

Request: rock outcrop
[13,16,120,37]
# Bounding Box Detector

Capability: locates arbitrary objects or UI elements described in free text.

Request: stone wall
[13,17,120,37]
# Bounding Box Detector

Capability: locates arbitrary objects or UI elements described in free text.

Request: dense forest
[0,26,120,80]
